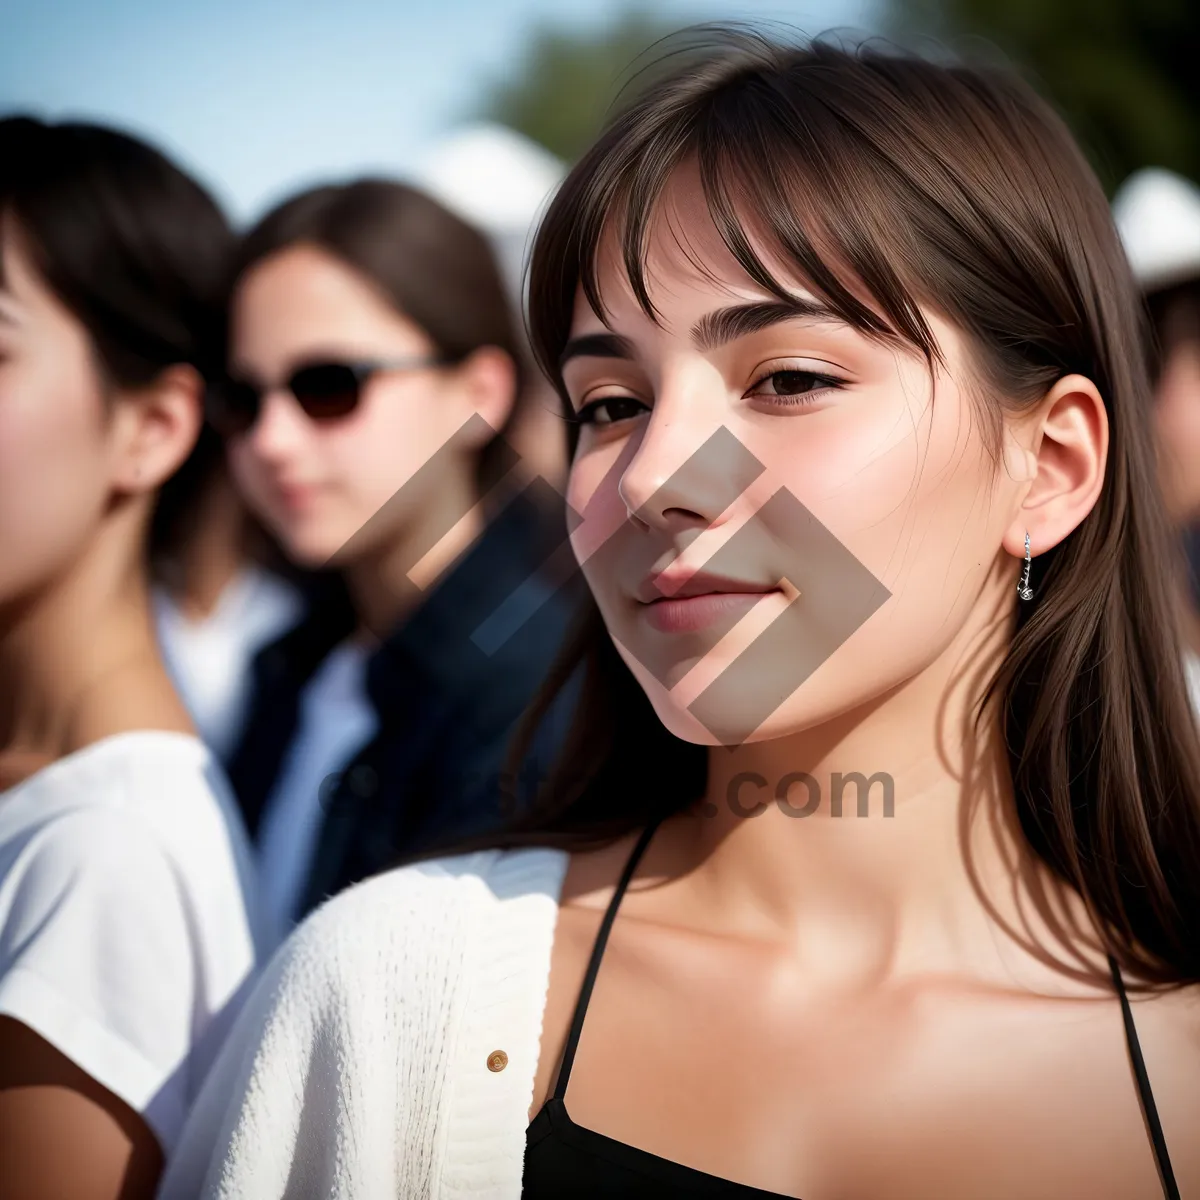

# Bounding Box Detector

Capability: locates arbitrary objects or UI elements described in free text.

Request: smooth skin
[529,168,1200,1199]
[0,222,202,1198]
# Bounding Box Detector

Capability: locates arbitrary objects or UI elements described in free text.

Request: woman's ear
[452,346,518,447]
[1002,372,1108,560]
[110,363,204,494]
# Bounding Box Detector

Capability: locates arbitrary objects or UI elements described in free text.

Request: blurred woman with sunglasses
[0,117,263,1199]
[207,179,578,950]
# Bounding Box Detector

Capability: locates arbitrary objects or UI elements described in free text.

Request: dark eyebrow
[558,300,845,367]
[691,299,844,353]
[559,332,636,368]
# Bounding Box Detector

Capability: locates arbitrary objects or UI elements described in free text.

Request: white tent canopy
[412,123,567,301]
[1112,167,1200,294]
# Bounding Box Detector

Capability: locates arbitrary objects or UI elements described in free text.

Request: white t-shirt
[0,730,265,1157]
[153,565,305,762]
[255,638,378,951]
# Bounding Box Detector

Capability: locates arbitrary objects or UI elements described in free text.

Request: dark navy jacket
[223,485,582,921]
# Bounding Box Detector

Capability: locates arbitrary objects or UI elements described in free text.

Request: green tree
[883,0,1200,192]
[474,10,693,164]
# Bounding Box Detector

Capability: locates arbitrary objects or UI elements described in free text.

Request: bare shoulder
[1127,978,1200,1189]
[1144,978,1200,1045]
[558,814,695,912]
[559,833,646,907]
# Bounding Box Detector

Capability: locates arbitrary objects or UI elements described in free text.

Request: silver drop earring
[1017,531,1034,601]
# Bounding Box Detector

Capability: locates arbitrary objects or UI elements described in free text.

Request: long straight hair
[433,29,1200,986]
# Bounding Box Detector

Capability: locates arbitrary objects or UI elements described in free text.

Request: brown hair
[448,28,1200,985]
[231,178,524,491]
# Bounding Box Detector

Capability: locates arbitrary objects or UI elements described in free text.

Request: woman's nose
[244,388,308,460]
[617,397,765,533]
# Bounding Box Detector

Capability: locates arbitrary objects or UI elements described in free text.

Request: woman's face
[562,173,1032,747]
[0,225,116,605]
[1152,288,1200,525]
[228,243,486,568]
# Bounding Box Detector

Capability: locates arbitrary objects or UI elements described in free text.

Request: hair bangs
[544,62,955,407]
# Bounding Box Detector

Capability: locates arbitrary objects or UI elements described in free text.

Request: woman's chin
[270,526,349,572]
[651,705,732,746]
[645,693,803,748]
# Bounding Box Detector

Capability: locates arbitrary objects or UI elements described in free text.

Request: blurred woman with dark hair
[208,178,578,950]
[0,116,263,1199]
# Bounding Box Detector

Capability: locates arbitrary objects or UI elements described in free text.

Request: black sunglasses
[206,356,450,437]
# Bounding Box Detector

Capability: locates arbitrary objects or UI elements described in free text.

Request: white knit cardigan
[156,846,570,1200]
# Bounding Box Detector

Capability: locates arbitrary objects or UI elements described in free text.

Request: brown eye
[577,396,649,426]
[760,370,825,395]
[747,367,846,407]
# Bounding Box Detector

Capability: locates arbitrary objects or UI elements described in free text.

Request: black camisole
[521,817,1182,1199]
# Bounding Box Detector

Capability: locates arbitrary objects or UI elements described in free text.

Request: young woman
[0,118,264,1198]
[161,30,1200,1200]
[206,179,578,949]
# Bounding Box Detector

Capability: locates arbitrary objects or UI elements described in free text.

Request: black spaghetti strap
[1109,955,1180,1200]
[551,817,664,1103]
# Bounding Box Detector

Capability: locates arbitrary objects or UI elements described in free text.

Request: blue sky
[2,0,880,224]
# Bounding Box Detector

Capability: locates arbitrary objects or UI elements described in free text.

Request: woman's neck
[673,589,1097,992]
[163,469,250,620]
[0,512,192,776]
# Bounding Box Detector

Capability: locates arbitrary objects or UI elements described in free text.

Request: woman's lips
[273,481,323,513]
[640,589,781,633]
